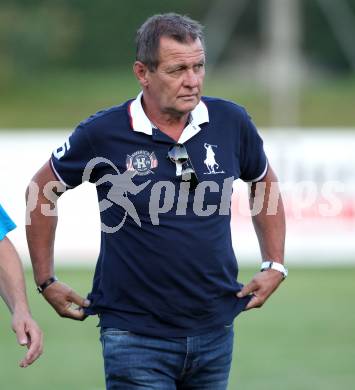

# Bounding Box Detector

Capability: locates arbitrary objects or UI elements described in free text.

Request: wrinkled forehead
[157,36,205,66]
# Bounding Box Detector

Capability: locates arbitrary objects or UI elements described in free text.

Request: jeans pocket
[224,322,234,330]
[100,327,132,358]
[100,327,131,337]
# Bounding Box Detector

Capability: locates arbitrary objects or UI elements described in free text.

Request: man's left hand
[237,269,284,310]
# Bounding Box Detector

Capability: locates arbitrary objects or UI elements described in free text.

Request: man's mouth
[178,95,197,99]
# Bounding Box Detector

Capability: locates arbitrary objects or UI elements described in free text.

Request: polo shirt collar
[128,91,209,143]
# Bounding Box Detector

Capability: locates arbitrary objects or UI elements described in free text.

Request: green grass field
[0,266,354,390]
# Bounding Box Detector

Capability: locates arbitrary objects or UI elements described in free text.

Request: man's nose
[183,69,199,88]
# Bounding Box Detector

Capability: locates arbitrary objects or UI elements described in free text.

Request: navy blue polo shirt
[51,92,268,337]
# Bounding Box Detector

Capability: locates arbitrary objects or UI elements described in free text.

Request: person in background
[0,203,43,368]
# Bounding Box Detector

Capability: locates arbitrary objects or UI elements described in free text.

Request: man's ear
[133,61,150,88]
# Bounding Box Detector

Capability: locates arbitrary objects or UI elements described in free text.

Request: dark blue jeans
[100,324,234,390]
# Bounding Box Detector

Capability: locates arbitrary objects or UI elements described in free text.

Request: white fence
[1,129,354,266]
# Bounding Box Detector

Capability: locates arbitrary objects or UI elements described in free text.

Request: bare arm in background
[237,165,286,310]
[25,160,89,320]
[0,237,43,367]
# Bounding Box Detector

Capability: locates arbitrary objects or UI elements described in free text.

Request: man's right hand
[42,281,90,321]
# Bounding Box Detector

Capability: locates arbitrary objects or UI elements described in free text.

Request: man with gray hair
[27,13,286,389]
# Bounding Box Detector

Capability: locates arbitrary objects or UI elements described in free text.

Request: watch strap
[260,261,288,279]
[37,276,58,293]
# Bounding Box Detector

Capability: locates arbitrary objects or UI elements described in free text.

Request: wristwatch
[260,261,288,279]
[37,276,58,293]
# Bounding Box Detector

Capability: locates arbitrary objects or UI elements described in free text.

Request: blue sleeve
[51,124,95,188]
[0,204,16,241]
[239,110,268,182]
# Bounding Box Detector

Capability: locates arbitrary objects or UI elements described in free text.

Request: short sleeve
[0,204,16,241]
[239,110,268,182]
[51,124,95,188]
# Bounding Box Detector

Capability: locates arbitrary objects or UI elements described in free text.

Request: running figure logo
[82,157,150,233]
[203,143,225,174]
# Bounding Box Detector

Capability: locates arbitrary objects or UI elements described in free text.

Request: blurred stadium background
[0,1,354,389]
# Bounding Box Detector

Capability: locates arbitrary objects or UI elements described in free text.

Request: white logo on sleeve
[53,137,71,160]
[203,143,225,174]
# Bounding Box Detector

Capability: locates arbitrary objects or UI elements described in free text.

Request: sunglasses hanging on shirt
[167,143,199,191]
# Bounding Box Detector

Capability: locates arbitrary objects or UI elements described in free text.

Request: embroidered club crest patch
[126,150,158,176]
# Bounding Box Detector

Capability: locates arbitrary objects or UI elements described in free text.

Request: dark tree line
[0,0,354,79]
